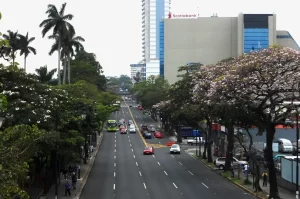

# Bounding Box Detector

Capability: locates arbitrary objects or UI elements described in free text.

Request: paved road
[80,101,255,199]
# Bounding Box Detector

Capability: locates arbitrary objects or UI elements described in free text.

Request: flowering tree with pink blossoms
[207,46,300,199]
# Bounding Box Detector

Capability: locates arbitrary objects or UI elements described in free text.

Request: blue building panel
[156,0,165,59]
[244,28,269,53]
[159,21,164,77]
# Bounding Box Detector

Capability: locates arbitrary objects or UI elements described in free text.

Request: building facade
[161,13,300,84]
[142,0,170,78]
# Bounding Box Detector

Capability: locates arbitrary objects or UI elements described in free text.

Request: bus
[107,120,118,132]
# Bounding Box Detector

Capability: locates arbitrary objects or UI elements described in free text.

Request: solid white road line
[202,183,209,188]
[173,183,178,188]
[143,183,147,189]
[179,162,182,165]
[113,184,115,190]
[171,155,174,158]
[164,171,168,175]
[157,162,161,166]
[114,163,116,167]
[188,171,194,175]
[114,172,116,177]
[136,162,139,166]
[133,155,135,158]
[139,171,142,176]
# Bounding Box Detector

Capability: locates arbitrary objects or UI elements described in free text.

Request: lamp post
[54,110,58,199]
[296,109,299,199]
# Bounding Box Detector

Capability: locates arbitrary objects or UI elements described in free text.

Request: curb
[189,154,266,199]
[74,133,104,199]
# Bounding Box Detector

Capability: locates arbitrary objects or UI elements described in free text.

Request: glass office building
[159,21,164,77]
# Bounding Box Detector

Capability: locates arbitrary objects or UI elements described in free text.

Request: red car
[138,105,143,110]
[120,128,127,134]
[119,125,125,131]
[154,132,163,138]
[143,146,154,155]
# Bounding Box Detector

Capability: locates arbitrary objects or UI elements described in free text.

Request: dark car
[142,130,149,137]
[140,124,148,131]
[144,132,152,139]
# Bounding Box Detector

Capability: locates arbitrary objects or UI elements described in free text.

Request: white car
[187,137,205,145]
[129,126,136,133]
[214,157,248,170]
[170,144,181,154]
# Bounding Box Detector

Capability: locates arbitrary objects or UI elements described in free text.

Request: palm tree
[39,3,75,85]
[2,30,20,65]
[18,32,36,72]
[49,32,84,84]
[35,65,57,84]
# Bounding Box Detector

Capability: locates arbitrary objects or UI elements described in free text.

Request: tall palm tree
[3,30,20,65]
[39,3,75,85]
[49,32,84,84]
[18,32,36,72]
[35,65,57,84]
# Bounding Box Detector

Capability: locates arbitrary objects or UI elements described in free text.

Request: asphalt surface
[80,101,255,199]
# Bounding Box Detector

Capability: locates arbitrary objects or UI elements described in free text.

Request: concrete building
[160,13,300,84]
[130,63,146,83]
[142,0,170,77]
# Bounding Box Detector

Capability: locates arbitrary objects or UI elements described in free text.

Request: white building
[142,0,171,77]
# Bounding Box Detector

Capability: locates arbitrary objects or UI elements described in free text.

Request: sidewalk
[42,133,103,199]
[188,149,295,199]
[234,170,294,199]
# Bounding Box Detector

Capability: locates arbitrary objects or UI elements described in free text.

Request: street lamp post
[54,110,58,199]
[296,109,299,199]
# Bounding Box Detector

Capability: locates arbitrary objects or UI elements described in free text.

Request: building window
[244,28,269,53]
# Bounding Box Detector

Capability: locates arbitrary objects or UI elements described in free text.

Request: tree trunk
[63,57,67,84]
[24,56,27,72]
[224,123,234,171]
[57,36,62,85]
[207,119,213,163]
[68,56,71,84]
[265,124,280,199]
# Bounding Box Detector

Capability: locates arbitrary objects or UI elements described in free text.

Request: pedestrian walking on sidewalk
[244,164,249,177]
[262,171,268,187]
[62,166,68,180]
[65,181,71,196]
[72,172,77,190]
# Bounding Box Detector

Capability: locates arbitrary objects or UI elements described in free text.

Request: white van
[277,138,293,153]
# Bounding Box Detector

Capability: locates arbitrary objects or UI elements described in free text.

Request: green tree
[49,32,84,84]
[18,32,36,72]
[2,30,20,65]
[35,65,57,84]
[0,125,44,199]
[40,3,75,85]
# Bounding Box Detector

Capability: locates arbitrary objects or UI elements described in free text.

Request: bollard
[78,166,81,179]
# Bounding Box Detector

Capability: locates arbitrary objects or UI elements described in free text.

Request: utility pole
[55,110,58,199]
[296,109,299,199]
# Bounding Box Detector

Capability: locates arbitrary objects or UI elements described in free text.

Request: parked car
[187,137,205,145]
[144,132,152,139]
[214,157,247,170]
[170,144,181,154]
[154,132,163,138]
[143,146,154,155]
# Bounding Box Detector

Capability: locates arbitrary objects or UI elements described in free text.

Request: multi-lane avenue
[80,101,255,199]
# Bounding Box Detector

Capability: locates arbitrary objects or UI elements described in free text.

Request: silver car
[170,144,181,154]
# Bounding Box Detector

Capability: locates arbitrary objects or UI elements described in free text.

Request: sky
[0,0,300,77]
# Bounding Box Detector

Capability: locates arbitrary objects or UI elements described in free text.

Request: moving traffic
[80,100,255,199]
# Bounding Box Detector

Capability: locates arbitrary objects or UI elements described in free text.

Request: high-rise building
[160,13,300,84]
[142,0,171,77]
